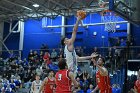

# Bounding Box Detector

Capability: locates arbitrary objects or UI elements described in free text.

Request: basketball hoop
[101,10,118,33]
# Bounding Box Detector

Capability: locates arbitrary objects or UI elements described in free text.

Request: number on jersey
[58,74,62,80]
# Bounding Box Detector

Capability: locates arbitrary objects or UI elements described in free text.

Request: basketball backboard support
[109,0,140,25]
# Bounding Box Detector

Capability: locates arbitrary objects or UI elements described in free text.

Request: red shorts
[100,88,112,93]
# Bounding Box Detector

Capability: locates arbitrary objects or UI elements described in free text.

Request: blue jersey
[10,83,16,89]
[14,80,21,86]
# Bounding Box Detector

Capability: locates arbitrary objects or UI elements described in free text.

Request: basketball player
[91,56,112,93]
[61,12,98,75]
[31,75,42,93]
[39,70,55,93]
[55,58,79,93]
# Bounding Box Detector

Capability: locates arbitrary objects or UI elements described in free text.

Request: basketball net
[101,10,118,33]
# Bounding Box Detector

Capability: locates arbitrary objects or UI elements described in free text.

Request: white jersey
[32,80,42,93]
[64,45,77,73]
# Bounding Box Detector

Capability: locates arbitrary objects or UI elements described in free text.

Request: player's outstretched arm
[77,53,98,61]
[69,17,81,45]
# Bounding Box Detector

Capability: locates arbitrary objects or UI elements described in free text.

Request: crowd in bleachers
[0,41,140,93]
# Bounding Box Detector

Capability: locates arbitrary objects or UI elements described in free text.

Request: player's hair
[58,58,67,70]
[99,56,105,63]
[48,69,54,73]
[61,37,66,46]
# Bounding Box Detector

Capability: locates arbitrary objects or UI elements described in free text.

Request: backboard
[109,0,140,25]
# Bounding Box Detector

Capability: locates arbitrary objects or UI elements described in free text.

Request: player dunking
[39,70,55,93]
[55,58,78,93]
[91,56,112,93]
[61,10,98,76]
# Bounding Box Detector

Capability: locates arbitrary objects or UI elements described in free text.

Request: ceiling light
[33,4,39,7]
[22,6,32,11]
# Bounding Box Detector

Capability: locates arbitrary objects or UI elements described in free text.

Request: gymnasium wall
[3,22,20,51]
[131,24,140,46]
[23,17,62,57]
[2,22,20,58]
[3,13,127,58]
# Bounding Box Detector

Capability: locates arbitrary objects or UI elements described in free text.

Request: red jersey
[44,77,55,93]
[96,70,112,93]
[43,53,51,65]
[134,80,140,93]
[55,69,72,93]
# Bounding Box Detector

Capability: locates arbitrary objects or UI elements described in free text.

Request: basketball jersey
[96,70,112,93]
[64,45,77,73]
[135,80,140,93]
[33,80,42,93]
[44,77,55,93]
[55,69,72,93]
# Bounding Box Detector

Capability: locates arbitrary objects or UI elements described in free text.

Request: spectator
[76,70,83,80]
[9,79,16,92]
[28,50,34,62]
[43,52,51,65]
[51,49,58,61]
[33,51,39,64]
[112,84,121,93]
[93,47,99,54]
[87,84,94,93]
[36,65,42,76]
[106,47,114,61]
[83,77,89,92]
[76,46,83,57]
[14,76,22,89]
[0,83,4,92]
[74,86,84,93]
[82,70,90,80]
[120,38,126,47]
[39,51,44,64]
[0,58,4,73]
[0,57,4,66]
[76,77,83,87]
[5,84,13,93]
[115,38,120,47]
[58,48,64,58]
[90,48,99,71]
[23,58,29,67]
[9,50,15,62]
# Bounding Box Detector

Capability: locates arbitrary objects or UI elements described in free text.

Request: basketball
[77,10,86,20]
